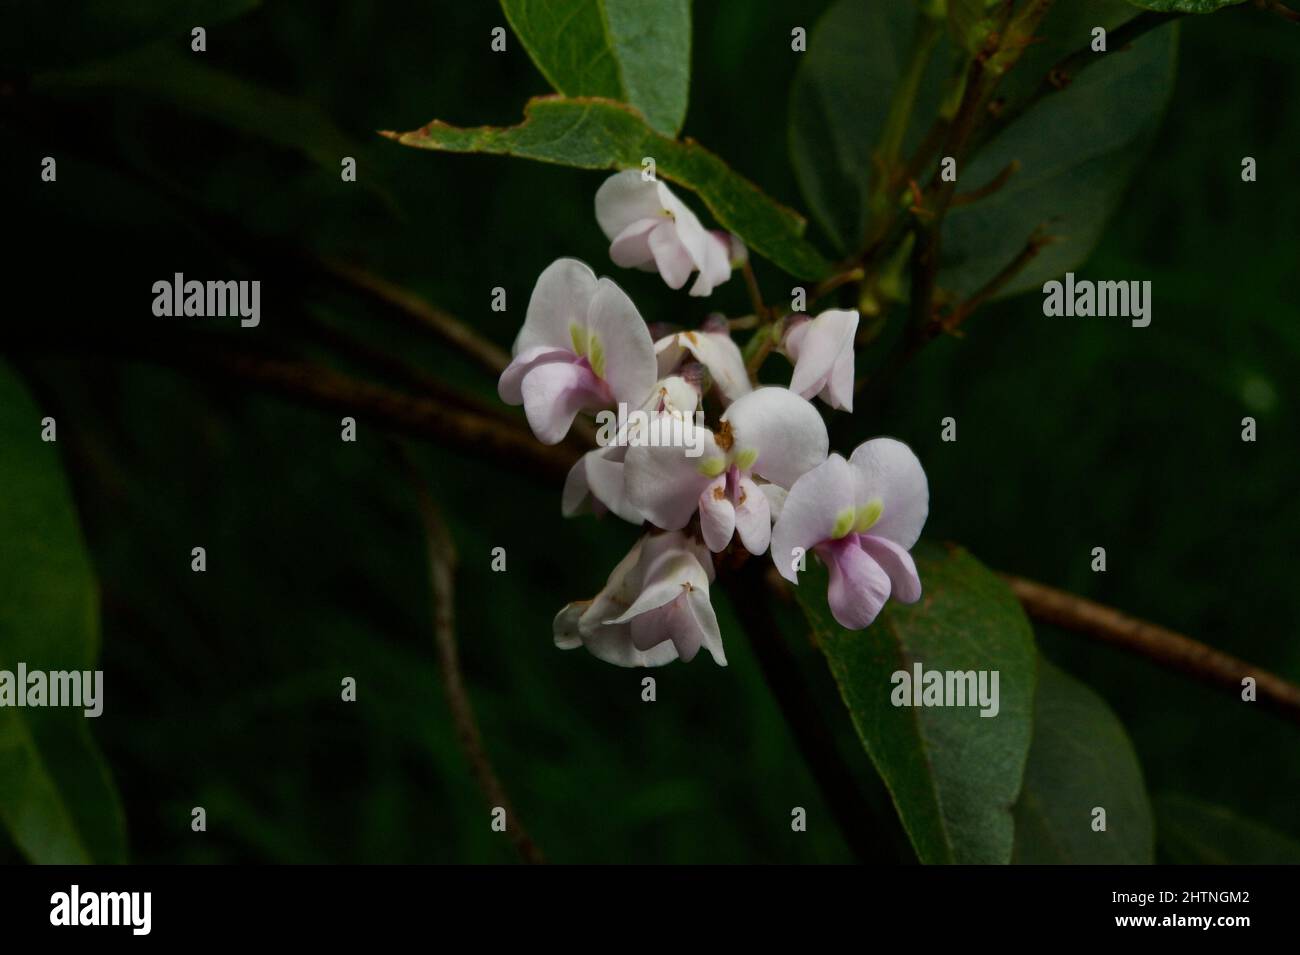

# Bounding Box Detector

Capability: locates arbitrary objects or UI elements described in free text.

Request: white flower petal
[848,438,929,549]
[624,423,722,530]
[723,386,829,488]
[769,453,855,583]
[595,170,666,239]
[585,276,657,406]
[515,258,598,356]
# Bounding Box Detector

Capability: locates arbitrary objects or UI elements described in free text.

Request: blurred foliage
[0,0,1296,862]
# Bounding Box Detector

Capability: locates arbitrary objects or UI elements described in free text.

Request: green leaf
[941,1,1179,298]
[789,0,1178,296]
[1154,793,1300,864]
[0,362,127,864]
[1011,659,1153,863]
[384,95,832,280]
[790,0,952,253]
[0,0,260,72]
[501,0,692,137]
[796,542,1037,864]
[1124,0,1245,12]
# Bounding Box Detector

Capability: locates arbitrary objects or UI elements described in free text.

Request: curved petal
[658,182,712,274]
[819,537,891,630]
[498,344,572,405]
[859,535,922,604]
[609,218,659,269]
[654,336,688,379]
[595,170,666,239]
[624,424,722,529]
[648,221,695,290]
[848,438,929,549]
[688,588,727,665]
[676,330,751,402]
[788,309,858,411]
[769,453,855,583]
[759,482,788,523]
[515,258,598,355]
[733,476,772,554]
[553,601,587,650]
[519,361,605,445]
[698,477,735,552]
[562,446,642,524]
[586,276,657,407]
[723,386,829,488]
[688,232,732,297]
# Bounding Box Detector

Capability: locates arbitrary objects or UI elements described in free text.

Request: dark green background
[1,0,1295,863]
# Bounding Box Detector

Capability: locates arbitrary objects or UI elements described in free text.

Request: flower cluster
[499,171,929,667]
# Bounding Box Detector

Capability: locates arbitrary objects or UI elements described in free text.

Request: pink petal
[674,330,751,402]
[723,386,829,488]
[519,361,607,445]
[698,476,736,552]
[688,232,732,297]
[818,537,891,630]
[609,218,658,269]
[859,535,922,604]
[648,221,695,290]
[848,438,929,549]
[788,309,857,410]
[769,453,855,583]
[498,345,573,405]
[733,476,772,554]
[624,423,722,529]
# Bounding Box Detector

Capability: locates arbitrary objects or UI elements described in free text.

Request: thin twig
[320,258,510,376]
[400,451,545,863]
[970,12,1182,154]
[949,159,1021,208]
[1003,574,1300,725]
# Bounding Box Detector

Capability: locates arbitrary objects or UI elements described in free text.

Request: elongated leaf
[789,0,1178,296]
[501,0,692,137]
[942,2,1178,298]
[0,0,260,72]
[0,363,127,864]
[1125,0,1244,11]
[795,542,1036,864]
[1011,659,1153,863]
[1155,793,1300,864]
[385,96,832,280]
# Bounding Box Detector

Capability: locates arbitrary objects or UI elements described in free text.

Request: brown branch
[178,349,581,482]
[970,12,1181,155]
[1003,574,1300,725]
[941,227,1059,333]
[319,258,510,377]
[949,159,1021,208]
[402,453,545,863]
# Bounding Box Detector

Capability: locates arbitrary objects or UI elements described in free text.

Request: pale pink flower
[625,387,828,554]
[562,376,699,524]
[553,531,725,667]
[783,309,859,412]
[595,170,734,296]
[498,258,657,445]
[654,323,751,402]
[770,439,928,630]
